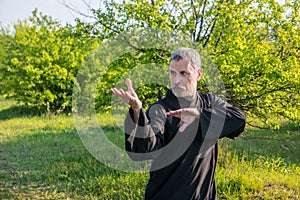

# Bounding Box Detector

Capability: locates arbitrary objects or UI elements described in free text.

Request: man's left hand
[166,108,200,132]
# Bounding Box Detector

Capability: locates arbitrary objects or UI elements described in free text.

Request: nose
[172,74,182,85]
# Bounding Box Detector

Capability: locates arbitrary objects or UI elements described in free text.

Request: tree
[0,9,98,113]
[71,0,299,128]
[0,26,12,95]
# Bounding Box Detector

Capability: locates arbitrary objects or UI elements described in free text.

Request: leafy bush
[0,10,98,113]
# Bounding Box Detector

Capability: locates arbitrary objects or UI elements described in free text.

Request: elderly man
[110,48,246,200]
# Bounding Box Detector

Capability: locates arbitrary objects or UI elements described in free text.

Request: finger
[110,88,122,96]
[126,78,133,92]
[167,113,180,119]
[179,123,188,132]
[119,88,126,95]
[120,89,132,103]
[182,108,199,116]
[126,78,137,97]
[166,112,177,117]
[166,109,182,117]
[111,88,130,103]
[166,109,181,115]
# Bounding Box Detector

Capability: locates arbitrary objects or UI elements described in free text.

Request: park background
[0,0,299,199]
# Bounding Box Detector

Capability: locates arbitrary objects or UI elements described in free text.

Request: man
[110,48,246,200]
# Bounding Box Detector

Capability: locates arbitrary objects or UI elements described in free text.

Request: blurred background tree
[75,0,299,129]
[0,0,299,128]
[0,9,98,114]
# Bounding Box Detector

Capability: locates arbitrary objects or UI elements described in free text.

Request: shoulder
[198,92,221,100]
[198,92,226,108]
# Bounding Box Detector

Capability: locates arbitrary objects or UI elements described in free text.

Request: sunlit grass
[0,98,299,199]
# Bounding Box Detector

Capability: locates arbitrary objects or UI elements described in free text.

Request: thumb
[126,78,135,92]
[179,123,188,132]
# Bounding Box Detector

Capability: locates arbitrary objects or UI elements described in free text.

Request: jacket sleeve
[200,94,246,140]
[124,104,167,160]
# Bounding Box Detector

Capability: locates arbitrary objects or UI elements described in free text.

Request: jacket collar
[164,89,199,110]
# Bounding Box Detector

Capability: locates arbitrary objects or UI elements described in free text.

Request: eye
[181,71,189,76]
[170,71,176,76]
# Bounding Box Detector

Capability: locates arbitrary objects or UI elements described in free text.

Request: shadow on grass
[1,124,299,199]
[0,105,44,120]
[279,121,300,133]
[0,128,100,198]
[220,126,300,165]
[0,126,142,199]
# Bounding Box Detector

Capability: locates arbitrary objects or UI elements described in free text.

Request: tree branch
[214,31,222,48]
[202,17,217,48]
[121,35,143,51]
[151,0,155,6]
[240,135,284,140]
[178,5,189,25]
[245,122,269,130]
[195,0,207,42]
[191,0,198,19]
[238,84,290,102]
[58,0,96,20]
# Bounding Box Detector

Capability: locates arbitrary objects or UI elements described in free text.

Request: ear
[196,68,203,81]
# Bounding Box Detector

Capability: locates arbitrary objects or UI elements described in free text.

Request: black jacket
[124,89,246,200]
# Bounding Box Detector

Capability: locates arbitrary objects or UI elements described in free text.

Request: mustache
[171,83,186,88]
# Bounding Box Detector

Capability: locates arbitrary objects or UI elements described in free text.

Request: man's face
[169,59,202,99]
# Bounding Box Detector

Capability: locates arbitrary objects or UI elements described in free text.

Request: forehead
[169,59,194,71]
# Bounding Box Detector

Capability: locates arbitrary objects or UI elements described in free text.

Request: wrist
[128,98,142,112]
[133,106,142,113]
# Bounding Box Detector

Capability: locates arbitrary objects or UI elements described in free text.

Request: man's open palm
[110,78,142,111]
[166,108,200,132]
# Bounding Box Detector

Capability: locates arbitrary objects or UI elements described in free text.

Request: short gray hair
[170,48,202,70]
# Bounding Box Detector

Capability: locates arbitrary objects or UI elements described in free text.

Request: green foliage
[206,0,300,129]
[79,0,299,129]
[0,9,98,113]
[1,0,298,127]
[95,49,170,110]
[0,27,11,95]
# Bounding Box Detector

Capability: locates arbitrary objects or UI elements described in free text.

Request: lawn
[0,98,299,199]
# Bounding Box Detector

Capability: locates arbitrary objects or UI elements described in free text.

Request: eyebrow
[169,69,189,74]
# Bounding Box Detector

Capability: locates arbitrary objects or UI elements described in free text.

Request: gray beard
[171,87,196,99]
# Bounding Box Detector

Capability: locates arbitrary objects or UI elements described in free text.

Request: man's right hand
[110,78,142,112]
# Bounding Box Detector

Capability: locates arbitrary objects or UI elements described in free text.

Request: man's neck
[177,93,198,108]
[184,93,197,102]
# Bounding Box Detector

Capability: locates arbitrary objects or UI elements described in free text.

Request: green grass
[0,98,299,199]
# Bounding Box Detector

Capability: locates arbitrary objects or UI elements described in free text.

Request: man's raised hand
[166,108,200,132]
[110,78,142,111]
